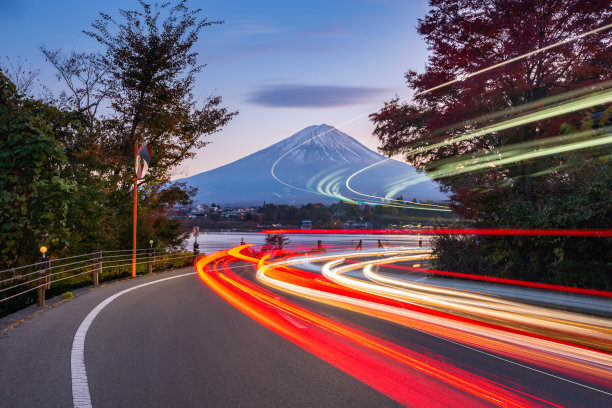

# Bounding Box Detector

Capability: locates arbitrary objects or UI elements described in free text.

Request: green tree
[0,70,75,268]
[431,108,612,289]
[80,0,237,189]
[41,0,237,251]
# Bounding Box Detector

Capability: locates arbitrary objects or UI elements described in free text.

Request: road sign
[135,144,152,179]
[193,226,199,237]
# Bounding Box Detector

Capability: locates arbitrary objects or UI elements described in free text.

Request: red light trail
[195,246,612,407]
[196,252,563,407]
[262,228,612,237]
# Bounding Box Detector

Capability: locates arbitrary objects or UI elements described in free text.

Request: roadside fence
[0,247,197,317]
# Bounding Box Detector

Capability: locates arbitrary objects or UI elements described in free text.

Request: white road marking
[71,272,195,408]
[274,296,307,329]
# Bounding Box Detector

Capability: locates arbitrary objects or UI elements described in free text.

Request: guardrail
[0,248,197,317]
[0,237,426,318]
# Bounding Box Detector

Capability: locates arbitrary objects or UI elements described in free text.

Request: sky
[0,0,431,179]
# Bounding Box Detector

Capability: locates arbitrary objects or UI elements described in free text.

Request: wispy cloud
[228,23,286,36]
[248,84,388,108]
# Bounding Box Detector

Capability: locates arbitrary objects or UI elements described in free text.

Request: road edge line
[71,272,195,408]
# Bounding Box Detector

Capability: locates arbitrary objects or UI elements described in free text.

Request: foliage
[61,291,74,299]
[0,69,76,268]
[79,0,237,189]
[0,57,40,96]
[263,233,290,252]
[0,1,237,313]
[432,132,612,289]
[35,0,236,254]
[259,203,333,227]
[371,0,611,205]
[372,0,612,289]
[255,201,453,228]
[433,161,612,289]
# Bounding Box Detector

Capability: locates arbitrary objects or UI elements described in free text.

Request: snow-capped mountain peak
[261,124,384,164]
[177,124,446,205]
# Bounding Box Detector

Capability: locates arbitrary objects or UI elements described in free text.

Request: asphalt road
[1,264,610,407]
[0,267,400,408]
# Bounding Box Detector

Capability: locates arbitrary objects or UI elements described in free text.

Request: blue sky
[0,0,431,178]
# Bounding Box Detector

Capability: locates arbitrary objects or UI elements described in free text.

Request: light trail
[207,245,612,389]
[311,167,358,204]
[356,260,612,299]
[252,253,612,388]
[343,257,612,349]
[196,250,569,407]
[294,83,612,204]
[414,81,612,141]
[263,228,612,239]
[344,158,451,211]
[269,125,350,201]
[268,124,451,210]
[267,25,612,207]
[427,127,612,180]
[413,22,612,97]
[348,85,612,202]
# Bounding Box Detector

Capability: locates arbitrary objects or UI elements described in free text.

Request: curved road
[1,262,611,407]
[0,267,400,408]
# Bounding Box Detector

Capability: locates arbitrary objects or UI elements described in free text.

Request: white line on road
[274,296,307,329]
[71,272,196,408]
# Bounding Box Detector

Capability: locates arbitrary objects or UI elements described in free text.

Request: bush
[433,166,612,290]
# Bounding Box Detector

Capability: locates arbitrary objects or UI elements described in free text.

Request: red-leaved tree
[371,0,612,217]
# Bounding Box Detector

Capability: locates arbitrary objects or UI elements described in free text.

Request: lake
[185,231,426,253]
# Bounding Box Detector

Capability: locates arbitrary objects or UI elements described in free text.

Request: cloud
[228,23,286,36]
[248,84,388,108]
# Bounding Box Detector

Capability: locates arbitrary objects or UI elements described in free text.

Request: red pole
[133,143,137,277]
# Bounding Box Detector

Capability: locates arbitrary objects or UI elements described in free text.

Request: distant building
[344,220,372,229]
[301,220,312,230]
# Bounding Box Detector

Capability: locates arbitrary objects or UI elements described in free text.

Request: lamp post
[148,240,154,274]
[38,246,49,307]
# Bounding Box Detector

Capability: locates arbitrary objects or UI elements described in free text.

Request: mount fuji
[176,124,447,206]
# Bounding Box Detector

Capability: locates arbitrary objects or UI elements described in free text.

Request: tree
[81,0,237,190]
[41,0,237,250]
[371,0,612,209]
[39,50,110,124]
[0,57,40,96]
[370,0,612,288]
[0,70,76,268]
[263,233,290,252]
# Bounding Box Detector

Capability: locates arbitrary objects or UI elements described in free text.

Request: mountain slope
[177,124,447,206]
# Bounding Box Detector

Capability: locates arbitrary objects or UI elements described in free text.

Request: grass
[61,291,73,300]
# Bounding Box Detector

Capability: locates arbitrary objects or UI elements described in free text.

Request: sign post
[193,226,200,264]
[133,143,137,277]
[133,143,152,277]
[193,226,199,242]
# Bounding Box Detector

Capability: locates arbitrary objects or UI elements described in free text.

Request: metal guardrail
[0,248,197,312]
[0,238,424,316]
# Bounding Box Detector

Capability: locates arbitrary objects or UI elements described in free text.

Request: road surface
[1,256,611,407]
[0,267,400,408]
